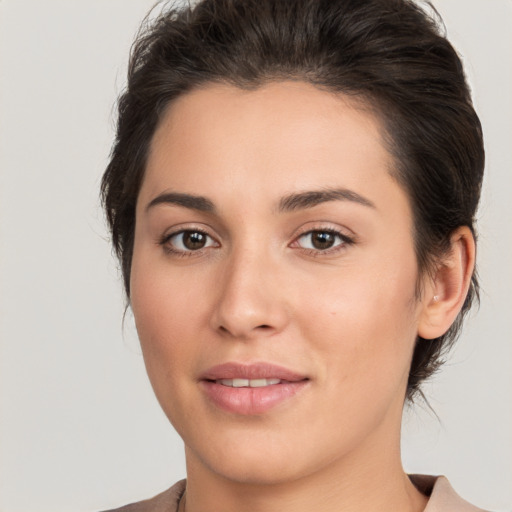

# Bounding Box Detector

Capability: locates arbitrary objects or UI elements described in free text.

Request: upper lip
[200,362,308,382]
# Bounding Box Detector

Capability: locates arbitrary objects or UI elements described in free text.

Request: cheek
[129,252,202,390]
[130,245,210,339]
[130,263,209,437]
[298,258,419,395]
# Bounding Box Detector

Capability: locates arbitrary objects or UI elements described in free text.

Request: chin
[185,424,348,488]
[182,426,312,485]
[205,453,309,486]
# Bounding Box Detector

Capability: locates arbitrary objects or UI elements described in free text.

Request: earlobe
[418,226,476,340]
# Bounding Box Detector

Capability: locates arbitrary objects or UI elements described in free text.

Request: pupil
[312,231,334,249]
[184,232,206,250]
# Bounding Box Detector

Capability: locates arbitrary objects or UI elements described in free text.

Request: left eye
[295,230,346,251]
[168,230,217,251]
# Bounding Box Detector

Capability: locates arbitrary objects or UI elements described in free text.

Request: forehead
[149,81,386,158]
[142,81,402,212]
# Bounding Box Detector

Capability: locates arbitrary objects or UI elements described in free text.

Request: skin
[130,81,474,512]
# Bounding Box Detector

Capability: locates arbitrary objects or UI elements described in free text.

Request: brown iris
[310,231,336,250]
[182,231,208,250]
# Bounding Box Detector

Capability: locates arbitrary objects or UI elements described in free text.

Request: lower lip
[200,380,308,415]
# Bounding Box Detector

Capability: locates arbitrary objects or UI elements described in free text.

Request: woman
[101,0,486,510]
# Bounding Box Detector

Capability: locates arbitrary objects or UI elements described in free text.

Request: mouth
[214,378,282,388]
[200,361,308,382]
[199,362,309,415]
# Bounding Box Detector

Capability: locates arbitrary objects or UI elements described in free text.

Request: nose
[210,249,290,340]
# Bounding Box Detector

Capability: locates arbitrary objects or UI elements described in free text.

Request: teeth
[218,378,281,388]
[232,378,249,387]
[249,378,281,387]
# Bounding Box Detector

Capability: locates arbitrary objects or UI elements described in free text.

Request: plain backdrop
[0,1,511,511]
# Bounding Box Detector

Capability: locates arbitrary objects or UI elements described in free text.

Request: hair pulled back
[101,0,484,402]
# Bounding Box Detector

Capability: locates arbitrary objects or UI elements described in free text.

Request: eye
[164,230,217,253]
[294,230,350,251]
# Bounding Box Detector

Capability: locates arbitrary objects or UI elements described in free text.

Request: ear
[418,226,476,340]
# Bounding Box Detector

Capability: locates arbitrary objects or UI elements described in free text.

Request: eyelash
[292,228,354,256]
[159,228,217,257]
[158,227,355,258]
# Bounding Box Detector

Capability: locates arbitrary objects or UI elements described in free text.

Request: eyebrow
[277,188,375,212]
[146,192,215,213]
[145,187,375,214]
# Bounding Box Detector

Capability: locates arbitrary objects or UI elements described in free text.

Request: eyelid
[290,221,355,241]
[158,225,220,256]
[289,223,356,254]
[157,222,355,257]
[170,231,217,250]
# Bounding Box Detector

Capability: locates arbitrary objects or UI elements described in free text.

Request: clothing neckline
[102,474,488,511]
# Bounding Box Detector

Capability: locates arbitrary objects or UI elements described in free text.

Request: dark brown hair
[101,0,484,402]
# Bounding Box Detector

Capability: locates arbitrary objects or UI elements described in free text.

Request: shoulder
[100,479,186,512]
[410,475,490,512]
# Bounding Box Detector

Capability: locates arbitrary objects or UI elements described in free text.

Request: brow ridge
[278,188,375,212]
[146,187,374,215]
[146,192,215,213]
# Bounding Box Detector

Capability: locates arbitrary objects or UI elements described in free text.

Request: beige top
[102,475,488,512]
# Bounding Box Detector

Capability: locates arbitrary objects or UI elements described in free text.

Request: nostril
[217,323,273,337]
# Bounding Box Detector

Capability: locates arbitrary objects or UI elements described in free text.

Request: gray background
[0,1,511,511]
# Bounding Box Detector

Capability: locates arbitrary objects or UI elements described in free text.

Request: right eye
[163,230,218,253]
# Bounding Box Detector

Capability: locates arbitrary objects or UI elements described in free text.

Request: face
[131,81,429,485]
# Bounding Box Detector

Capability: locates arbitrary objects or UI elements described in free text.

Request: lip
[199,362,309,415]
[200,362,307,381]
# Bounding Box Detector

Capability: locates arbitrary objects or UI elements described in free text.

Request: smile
[200,363,309,415]
[216,378,282,387]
